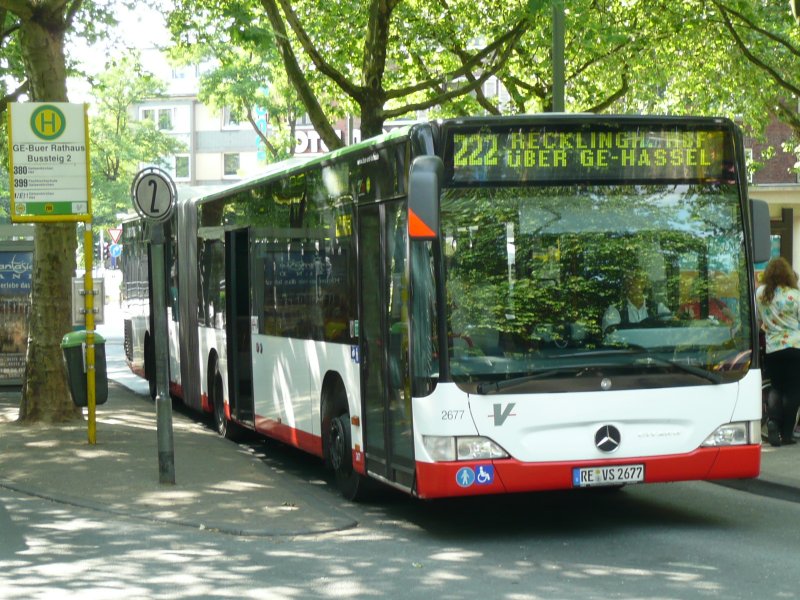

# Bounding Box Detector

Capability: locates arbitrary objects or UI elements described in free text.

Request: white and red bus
[122,114,771,500]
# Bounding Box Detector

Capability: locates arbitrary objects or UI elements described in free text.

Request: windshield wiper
[475,368,570,394]
[642,355,724,384]
[474,349,723,394]
[578,346,724,384]
[557,346,649,359]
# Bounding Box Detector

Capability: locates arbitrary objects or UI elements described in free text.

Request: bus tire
[322,381,372,501]
[328,412,368,501]
[211,361,241,441]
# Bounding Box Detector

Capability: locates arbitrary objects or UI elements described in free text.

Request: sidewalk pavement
[0,381,358,537]
[1,380,799,538]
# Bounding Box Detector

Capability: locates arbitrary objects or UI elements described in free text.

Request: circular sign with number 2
[131,167,176,223]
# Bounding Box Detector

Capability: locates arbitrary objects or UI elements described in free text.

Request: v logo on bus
[490,402,516,426]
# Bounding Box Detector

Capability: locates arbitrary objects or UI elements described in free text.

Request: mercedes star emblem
[595,425,621,452]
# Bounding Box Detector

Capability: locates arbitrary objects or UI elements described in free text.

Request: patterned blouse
[756,285,800,353]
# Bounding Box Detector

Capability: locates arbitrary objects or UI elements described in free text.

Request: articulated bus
[122,114,771,500]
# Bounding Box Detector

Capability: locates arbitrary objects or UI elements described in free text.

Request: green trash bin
[61,331,108,407]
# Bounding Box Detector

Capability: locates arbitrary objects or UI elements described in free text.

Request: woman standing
[756,257,800,447]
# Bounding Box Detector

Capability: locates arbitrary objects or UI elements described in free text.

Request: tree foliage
[165,4,304,161]
[88,52,185,228]
[165,0,799,169]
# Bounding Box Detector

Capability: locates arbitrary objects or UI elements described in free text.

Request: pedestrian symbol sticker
[456,467,475,487]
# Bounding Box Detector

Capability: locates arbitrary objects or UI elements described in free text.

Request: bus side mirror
[408,156,443,240]
[751,199,771,264]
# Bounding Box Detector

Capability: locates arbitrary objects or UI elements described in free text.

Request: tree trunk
[16,5,82,423]
[19,223,80,423]
[359,96,386,140]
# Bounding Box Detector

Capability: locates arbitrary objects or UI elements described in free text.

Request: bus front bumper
[413,444,761,499]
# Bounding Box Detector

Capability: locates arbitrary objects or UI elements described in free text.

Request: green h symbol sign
[30,105,66,140]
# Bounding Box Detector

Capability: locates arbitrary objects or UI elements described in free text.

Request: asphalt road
[1,464,799,600]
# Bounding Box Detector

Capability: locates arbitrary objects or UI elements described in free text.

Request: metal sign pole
[150,223,175,484]
[83,222,97,444]
[131,167,177,485]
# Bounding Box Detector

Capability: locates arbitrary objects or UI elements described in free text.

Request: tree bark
[16,3,82,423]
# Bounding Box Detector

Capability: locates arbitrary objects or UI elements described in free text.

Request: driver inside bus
[602,272,671,332]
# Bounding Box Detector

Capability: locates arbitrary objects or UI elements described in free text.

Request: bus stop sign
[131,167,176,223]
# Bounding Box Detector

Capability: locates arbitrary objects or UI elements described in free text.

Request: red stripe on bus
[413,445,761,499]
[254,416,323,458]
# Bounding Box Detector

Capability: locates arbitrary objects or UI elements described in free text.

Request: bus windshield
[441,183,753,391]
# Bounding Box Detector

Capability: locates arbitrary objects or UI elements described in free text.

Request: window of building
[158,109,173,131]
[174,155,190,180]
[171,65,199,80]
[222,106,245,129]
[223,153,240,178]
[140,107,174,131]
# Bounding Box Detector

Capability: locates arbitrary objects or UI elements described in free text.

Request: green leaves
[161,0,797,153]
[87,53,184,227]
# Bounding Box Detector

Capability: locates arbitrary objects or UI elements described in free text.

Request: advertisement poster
[0,250,32,382]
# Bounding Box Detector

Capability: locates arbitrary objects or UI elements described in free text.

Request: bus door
[359,201,415,490]
[225,228,254,425]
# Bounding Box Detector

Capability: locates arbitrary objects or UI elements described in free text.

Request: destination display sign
[444,125,734,185]
[7,102,90,221]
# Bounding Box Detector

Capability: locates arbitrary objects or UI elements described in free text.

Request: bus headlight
[701,420,760,447]
[423,436,455,461]
[423,435,509,461]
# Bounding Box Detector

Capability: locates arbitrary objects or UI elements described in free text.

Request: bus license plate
[572,464,645,488]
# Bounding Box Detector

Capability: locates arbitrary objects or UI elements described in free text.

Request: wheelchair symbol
[475,465,494,485]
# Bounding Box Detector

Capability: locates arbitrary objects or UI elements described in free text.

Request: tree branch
[274,0,362,99]
[715,2,800,98]
[384,18,528,101]
[712,0,800,59]
[1,7,21,40]
[0,0,34,20]
[246,106,278,158]
[64,0,84,29]
[500,72,548,105]
[0,80,29,116]
[382,29,520,120]
[259,0,343,149]
[775,99,800,134]
[584,72,629,113]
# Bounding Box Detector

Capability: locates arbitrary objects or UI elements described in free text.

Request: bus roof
[190,123,417,207]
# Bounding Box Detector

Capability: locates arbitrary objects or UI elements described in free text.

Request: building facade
[746,118,800,267]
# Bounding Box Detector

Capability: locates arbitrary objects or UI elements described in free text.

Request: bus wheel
[328,412,369,501]
[211,363,240,441]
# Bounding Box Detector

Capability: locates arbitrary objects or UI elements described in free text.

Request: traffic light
[102,242,109,261]
[94,241,102,261]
